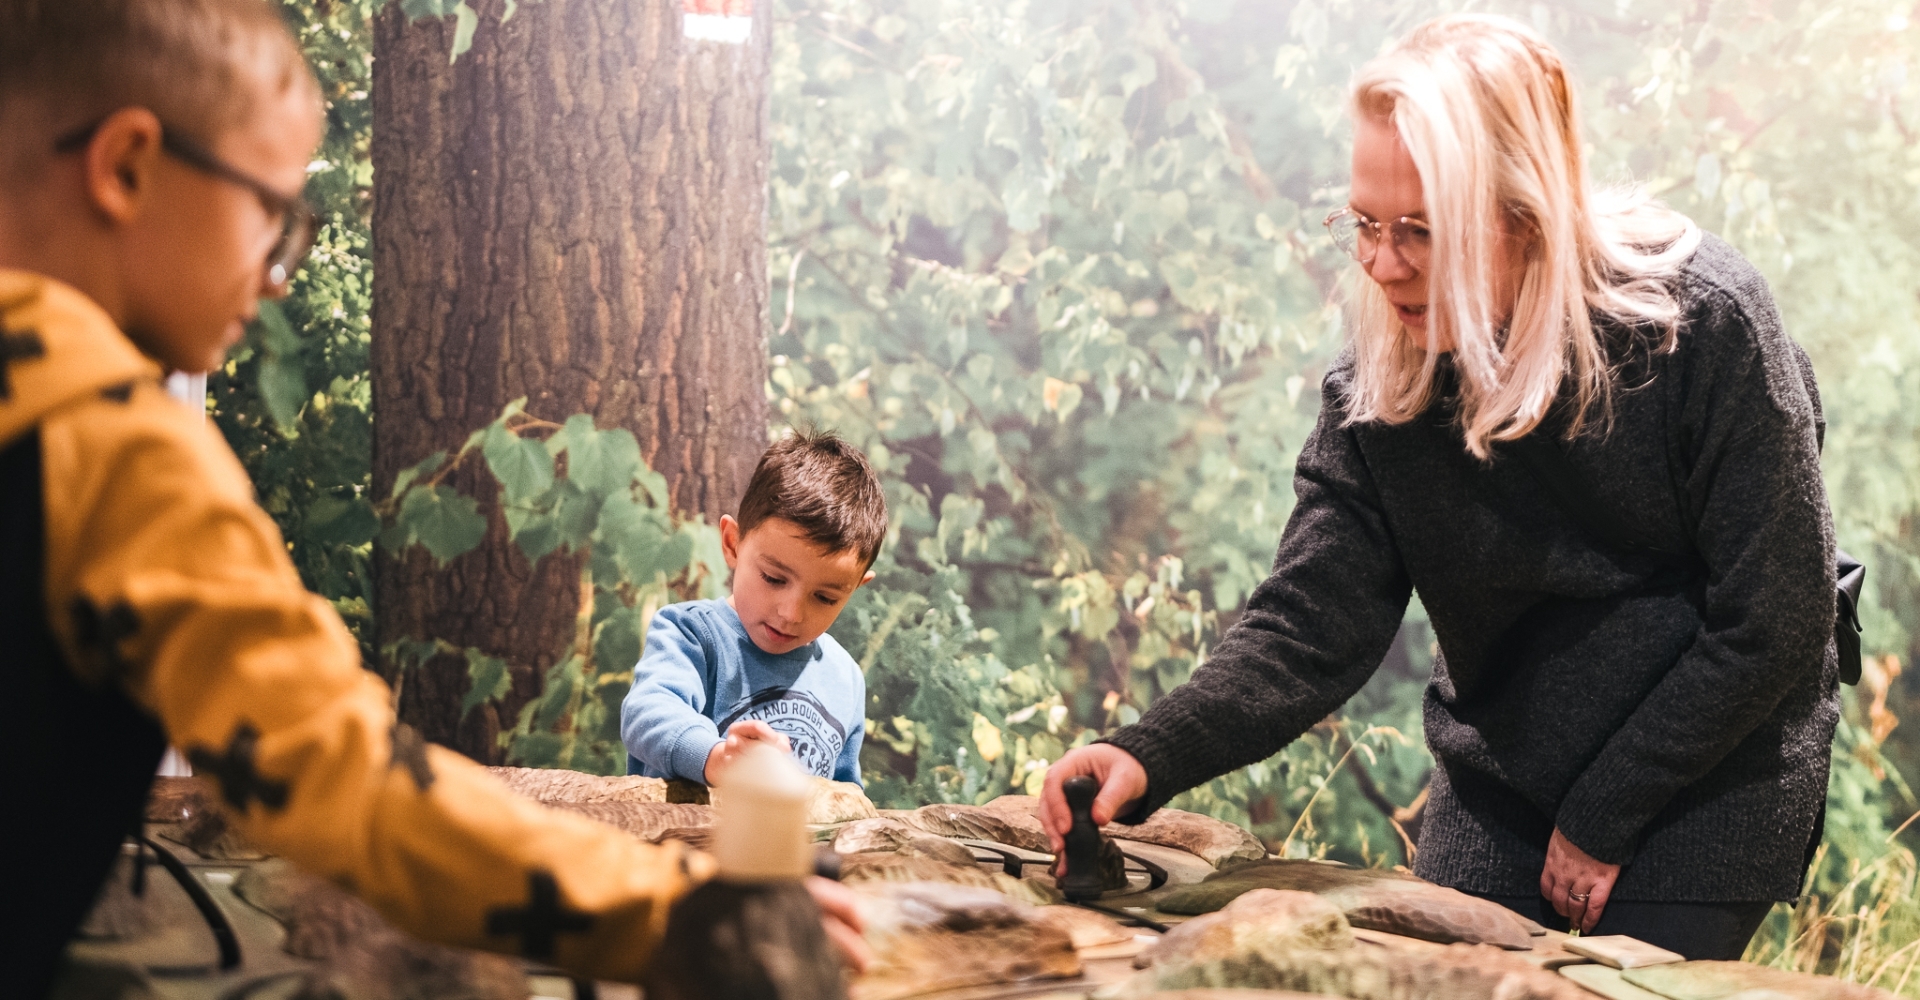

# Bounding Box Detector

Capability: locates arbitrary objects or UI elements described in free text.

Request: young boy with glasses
[0,0,863,993]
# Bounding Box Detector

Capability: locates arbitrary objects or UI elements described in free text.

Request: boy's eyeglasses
[1324,207,1431,272]
[55,118,320,291]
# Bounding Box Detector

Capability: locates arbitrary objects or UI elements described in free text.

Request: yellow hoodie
[0,269,708,982]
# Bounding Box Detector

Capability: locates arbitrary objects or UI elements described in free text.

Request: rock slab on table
[851,882,1080,1000]
[541,800,715,843]
[1622,961,1902,1000]
[146,776,265,860]
[487,765,668,804]
[839,852,1062,906]
[890,801,1053,854]
[1157,859,1535,951]
[1136,889,1353,970]
[833,817,981,865]
[1108,937,1598,1000]
[492,765,877,826]
[234,859,524,1000]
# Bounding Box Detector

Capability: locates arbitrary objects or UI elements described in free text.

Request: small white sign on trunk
[684,0,750,43]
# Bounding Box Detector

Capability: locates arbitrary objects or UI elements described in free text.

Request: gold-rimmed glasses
[1324,207,1431,272]
[55,117,320,291]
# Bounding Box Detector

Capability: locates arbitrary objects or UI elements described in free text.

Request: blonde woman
[1040,14,1837,960]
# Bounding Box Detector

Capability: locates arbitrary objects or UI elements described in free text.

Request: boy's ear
[859,569,876,587]
[718,515,741,570]
[79,108,165,226]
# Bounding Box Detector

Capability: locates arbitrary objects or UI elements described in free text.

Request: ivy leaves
[381,401,670,569]
[378,401,725,772]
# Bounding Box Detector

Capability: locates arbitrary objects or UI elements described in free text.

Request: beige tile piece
[1561,963,1677,1000]
[1562,935,1687,970]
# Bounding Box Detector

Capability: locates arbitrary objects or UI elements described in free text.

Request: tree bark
[370,0,771,761]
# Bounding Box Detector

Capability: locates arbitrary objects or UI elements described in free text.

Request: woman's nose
[1365,241,1417,283]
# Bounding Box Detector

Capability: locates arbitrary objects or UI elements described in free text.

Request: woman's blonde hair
[1343,13,1700,458]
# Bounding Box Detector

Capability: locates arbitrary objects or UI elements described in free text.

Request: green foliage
[772,0,1340,835]
[378,401,727,773]
[210,0,378,649]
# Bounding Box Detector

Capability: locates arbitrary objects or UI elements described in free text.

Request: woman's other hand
[1541,827,1620,933]
[1037,745,1149,855]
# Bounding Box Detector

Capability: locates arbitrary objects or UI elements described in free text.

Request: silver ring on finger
[1568,890,1590,903]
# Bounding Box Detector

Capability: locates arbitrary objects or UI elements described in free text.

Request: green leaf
[258,351,307,431]
[510,515,564,563]
[592,608,646,682]
[483,422,555,504]
[256,299,303,355]
[1153,190,1189,237]
[461,651,512,718]
[449,2,479,62]
[399,0,458,17]
[598,491,697,585]
[307,494,380,547]
[635,467,671,509]
[398,484,487,563]
[382,638,443,674]
[531,655,582,728]
[389,450,446,502]
[560,420,642,501]
[547,478,600,552]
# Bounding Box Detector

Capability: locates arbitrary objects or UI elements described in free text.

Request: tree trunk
[370,0,771,762]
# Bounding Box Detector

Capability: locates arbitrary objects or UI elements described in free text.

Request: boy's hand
[806,875,872,973]
[703,720,794,785]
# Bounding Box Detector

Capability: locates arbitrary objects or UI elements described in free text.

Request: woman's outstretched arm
[1043,357,1413,838]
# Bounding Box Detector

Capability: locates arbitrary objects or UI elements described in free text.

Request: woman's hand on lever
[1038,744,1150,856]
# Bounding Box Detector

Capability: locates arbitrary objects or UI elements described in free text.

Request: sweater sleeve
[1554,283,1836,864]
[1102,363,1414,819]
[1551,284,1835,859]
[39,384,708,985]
[620,609,725,784]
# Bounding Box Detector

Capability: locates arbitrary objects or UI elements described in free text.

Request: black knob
[1058,775,1106,902]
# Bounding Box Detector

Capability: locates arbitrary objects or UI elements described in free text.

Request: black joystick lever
[1058,775,1107,902]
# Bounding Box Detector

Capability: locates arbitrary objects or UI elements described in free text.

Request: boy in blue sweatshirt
[622,431,886,786]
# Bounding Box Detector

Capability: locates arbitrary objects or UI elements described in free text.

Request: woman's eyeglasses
[55,118,320,291]
[1324,207,1430,272]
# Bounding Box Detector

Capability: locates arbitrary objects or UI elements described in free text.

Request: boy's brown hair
[737,430,888,568]
[0,0,310,175]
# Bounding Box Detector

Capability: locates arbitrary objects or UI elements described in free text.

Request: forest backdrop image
[232,0,1917,984]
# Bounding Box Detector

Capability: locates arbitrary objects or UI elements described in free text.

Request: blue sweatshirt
[620,599,865,786]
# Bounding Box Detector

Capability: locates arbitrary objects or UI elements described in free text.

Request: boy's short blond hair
[0,0,313,175]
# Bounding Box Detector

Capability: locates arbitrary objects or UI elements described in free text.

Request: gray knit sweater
[1103,234,1839,903]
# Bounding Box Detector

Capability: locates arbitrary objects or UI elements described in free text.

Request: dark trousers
[1472,893,1775,960]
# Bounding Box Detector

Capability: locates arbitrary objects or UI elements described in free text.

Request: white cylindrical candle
[710,742,813,881]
